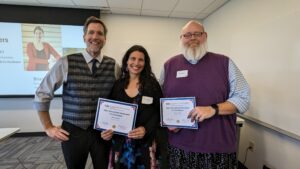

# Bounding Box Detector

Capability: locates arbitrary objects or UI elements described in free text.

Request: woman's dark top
[109,76,163,169]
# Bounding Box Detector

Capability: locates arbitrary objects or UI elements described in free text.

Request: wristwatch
[211,104,219,116]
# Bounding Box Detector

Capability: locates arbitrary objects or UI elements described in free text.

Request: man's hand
[188,106,216,122]
[45,126,69,141]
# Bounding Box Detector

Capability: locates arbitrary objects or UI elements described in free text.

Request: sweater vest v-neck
[163,52,237,153]
[62,53,116,129]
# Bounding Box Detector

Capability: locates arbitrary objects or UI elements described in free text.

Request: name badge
[176,70,188,78]
[142,96,153,104]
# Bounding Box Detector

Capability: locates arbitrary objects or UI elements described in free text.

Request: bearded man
[159,20,250,169]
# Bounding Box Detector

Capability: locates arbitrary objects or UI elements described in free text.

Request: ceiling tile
[4,0,38,2]
[72,0,108,7]
[0,0,39,5]
[174,0,214,13]
[0,0,227,19]
[110,7,140,15]
[142,0,177,11]
[37,0,74,6]
[201,0,228,14]
[141,9,170,17]
[169,11,198,19]
[108,0,142,9]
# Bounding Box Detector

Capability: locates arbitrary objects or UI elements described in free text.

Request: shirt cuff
[227,97,249,114]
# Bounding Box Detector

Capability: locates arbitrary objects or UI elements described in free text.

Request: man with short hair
[34,16,120,169]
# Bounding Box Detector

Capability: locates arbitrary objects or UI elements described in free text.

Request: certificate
[94,98,138,136]
[160,97,198,129]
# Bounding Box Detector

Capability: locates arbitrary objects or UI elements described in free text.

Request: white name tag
[176,70,188,78]
[142,96,153,104]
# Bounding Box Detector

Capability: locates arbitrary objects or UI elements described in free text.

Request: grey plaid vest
[62,53,116,129]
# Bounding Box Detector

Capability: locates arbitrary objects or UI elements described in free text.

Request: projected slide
[0,22,85,96]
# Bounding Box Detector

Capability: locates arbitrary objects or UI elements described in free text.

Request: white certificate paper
[94,98,138,136]
[160,97,198,129]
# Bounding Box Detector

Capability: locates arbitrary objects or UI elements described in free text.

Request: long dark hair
[121,45,156,90]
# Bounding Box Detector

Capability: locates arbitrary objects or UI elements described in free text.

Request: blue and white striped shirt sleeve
[227,59,250,114]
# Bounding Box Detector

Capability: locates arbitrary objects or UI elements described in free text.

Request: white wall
[101,14,189,76]
[0,97,62,132]
[203,0,300,168]
[0,15,190,132]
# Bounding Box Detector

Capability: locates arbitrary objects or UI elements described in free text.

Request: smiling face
[83,23,106,57]
[180,21,206,49]
[180,21,208,63]
[126,51,145,77]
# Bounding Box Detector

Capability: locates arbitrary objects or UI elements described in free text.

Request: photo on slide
[22,24,62,71]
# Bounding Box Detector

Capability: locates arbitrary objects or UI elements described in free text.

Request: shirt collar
[82,49,103,63]
[183,51,208,65]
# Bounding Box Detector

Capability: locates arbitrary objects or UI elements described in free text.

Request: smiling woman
[126,50,145,78]
[25,25,61,71]
[101,45,167,169]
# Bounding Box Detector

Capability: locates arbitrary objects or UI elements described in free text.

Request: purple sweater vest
[163,52,237,153]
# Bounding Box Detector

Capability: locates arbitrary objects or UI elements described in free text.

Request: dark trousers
[156,127,169,169]
[61,121,111,169]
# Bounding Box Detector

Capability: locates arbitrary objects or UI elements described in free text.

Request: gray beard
[181,42,208,64]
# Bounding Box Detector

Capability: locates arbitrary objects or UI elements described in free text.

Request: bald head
[181,20,205,35]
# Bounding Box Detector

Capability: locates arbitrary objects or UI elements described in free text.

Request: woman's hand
[101,129,114,141]
[128,126,146,139]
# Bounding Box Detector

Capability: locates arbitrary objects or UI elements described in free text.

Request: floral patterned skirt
[168,145,237,169]
[108,139,158,169]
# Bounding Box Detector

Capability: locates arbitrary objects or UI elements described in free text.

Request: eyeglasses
[181,32,205,39]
